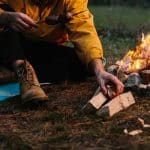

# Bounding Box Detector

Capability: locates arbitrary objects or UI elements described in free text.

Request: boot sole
[22,96,49,107]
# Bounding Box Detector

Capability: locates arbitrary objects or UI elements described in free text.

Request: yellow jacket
[0,0,103,66]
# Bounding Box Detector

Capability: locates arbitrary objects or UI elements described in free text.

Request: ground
[0,79,149,149]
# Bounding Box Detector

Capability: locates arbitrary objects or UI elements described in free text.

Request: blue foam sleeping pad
[0,83,20,101]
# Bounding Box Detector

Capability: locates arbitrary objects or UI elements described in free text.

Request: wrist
[89,59,105,74]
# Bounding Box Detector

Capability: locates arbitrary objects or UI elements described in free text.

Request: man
[0,0,124,105]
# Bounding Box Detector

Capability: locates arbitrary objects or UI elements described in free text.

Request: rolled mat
[0,83,20,101]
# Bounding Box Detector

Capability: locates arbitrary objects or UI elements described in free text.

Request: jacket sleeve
[65,0,103,67]
[0,0,8,14]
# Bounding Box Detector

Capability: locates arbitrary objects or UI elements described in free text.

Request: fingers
[100,82,107,96]
[116,82,124,95]
[17,18,30,29]
[110,75,124,95]
[12,23,26,32]
[11,25,20,32]
[19,13,38,28]
[95,70,124,97]
[97,76,107,95]
[7,12,38,31]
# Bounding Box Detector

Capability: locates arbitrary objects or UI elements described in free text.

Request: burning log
[135,84,150,97]
[106,33,150,97]
[124,73,141,90]
[116,33,150,74]
[140,70,150,84]
[121,71,150,97]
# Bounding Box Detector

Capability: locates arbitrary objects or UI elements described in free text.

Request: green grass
[102,36,135,61]
[89,6,150,32]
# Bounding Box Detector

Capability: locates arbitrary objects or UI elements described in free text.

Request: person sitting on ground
[0,0,124,105]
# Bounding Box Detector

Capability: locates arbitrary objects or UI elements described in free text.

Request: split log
[136,84,150,97]
[130,83,150,97]
[82,87,107,113]
[96,92,135,118]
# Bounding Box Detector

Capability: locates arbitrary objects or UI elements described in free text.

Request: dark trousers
[0,30,88,83]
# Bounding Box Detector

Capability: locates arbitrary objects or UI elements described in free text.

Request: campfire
[108,33,150,97]
[117,33,150,74]
[83,33,149,118]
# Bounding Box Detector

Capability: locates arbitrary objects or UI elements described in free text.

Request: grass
[89,6,150,32]
[88,6,149,65]
[101,36,136,65]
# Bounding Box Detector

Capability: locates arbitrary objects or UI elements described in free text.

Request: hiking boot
[14,60,49,105]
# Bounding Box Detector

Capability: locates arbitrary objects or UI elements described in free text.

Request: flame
[117,33,150,74]
[135,59,141,70]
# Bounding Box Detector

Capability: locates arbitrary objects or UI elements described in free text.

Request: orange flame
[117,33,150,74]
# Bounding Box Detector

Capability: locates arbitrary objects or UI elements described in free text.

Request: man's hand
[89,59,124,97]
[0,12,37,31]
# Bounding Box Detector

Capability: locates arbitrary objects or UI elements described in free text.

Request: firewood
[140,70,150,84]
[96,92,135,118]
[81,87,107,113]
[147,84,150,96]
[89,87,107,109]
[135,84,150,97]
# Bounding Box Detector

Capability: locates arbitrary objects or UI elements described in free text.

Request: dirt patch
[0,77,149,149]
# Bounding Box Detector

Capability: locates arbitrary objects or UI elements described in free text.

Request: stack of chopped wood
[82,87,135,118]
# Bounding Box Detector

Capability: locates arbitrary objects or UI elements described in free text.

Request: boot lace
[16,61,39,89]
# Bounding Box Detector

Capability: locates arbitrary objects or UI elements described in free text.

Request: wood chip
[138,118,150,128]
[124,129,143,136]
